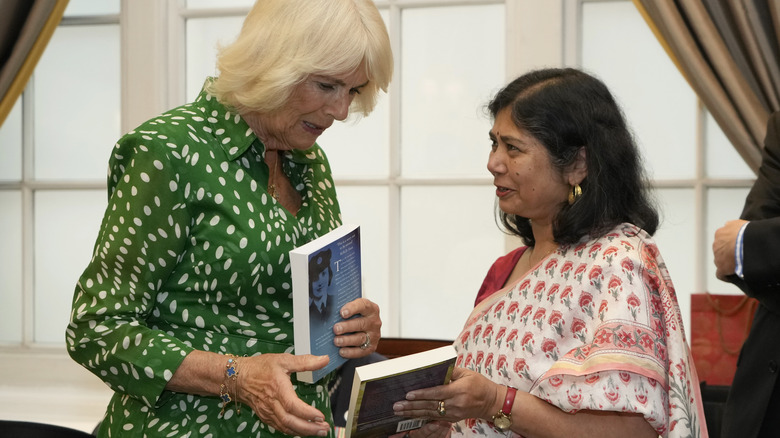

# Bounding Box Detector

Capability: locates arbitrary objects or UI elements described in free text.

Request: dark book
[291,224,362,384]
[345,345,457,438]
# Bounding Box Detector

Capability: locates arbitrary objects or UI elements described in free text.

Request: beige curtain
[0,0,69,128]
[633,0,780,173]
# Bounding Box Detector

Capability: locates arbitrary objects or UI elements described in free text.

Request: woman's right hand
[240,353,331,436]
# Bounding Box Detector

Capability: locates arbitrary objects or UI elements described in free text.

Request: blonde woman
[66,1,392,436]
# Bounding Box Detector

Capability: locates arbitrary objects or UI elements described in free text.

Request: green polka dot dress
[66,80,341,437]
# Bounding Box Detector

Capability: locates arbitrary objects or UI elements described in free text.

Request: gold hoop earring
[568,184,582,205]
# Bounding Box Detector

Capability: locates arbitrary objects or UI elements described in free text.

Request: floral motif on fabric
[450,223,705,438]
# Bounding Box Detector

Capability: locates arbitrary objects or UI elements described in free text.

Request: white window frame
[0,0,758,430]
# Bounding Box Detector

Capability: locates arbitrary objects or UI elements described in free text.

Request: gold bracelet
[219,354,241,416]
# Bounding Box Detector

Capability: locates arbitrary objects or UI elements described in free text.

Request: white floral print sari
[451,223,707,438]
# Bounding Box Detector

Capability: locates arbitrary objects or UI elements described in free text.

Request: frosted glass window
[400,186,503,339]
[0,191,23,344]
[705,188,752,295]
[582,1,696,181]
[34,190,107,344]
[706,111,755,179]
[186,0,255,9]
[64,0,120,16]
[653,188,696,339]
[401,5,505,178]
[0,98,22,181]
[336,186,390,333]
[33,25,120,181]
[185,17,244,102]
[318,94,390,179]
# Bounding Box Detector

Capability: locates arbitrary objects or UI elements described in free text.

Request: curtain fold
[633,0,780,173]
[0,0,69,129]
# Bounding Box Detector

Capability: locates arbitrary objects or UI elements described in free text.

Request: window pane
[186,0,255,9]
[319,93,390,179]
[653,188,696,339]
[706,188,752,295]
[336,186,390,333]
[400,186,503,339]
[34,190,107,344]
[0,98,22,181]
[34,25,120,181]
[582,1,697,181]
[401,5,505,178]
[64,0,120,16]
[0,191,23,344]
[185,16,244,102]
[706,111,755,179]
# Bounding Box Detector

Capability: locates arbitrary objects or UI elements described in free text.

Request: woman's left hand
[392,367,501,423]
[333,297,381,358]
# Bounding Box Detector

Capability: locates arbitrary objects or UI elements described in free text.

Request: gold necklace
[267,152,280,201]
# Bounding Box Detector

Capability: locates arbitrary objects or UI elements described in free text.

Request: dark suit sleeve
[742,112,780,220]
[742,217,780,311]
[738,112,780,311]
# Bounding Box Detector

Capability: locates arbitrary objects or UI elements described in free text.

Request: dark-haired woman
[393,68,706,438]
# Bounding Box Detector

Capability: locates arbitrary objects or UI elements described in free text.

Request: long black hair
[487,68,658,246]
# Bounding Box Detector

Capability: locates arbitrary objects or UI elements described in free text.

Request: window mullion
[387,3,402,337]
[695,100,707,294]
[167,0,187,108]
[21,84,35,346]
[121,0,174,132]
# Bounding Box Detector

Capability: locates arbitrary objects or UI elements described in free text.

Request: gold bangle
[219,354,241,416]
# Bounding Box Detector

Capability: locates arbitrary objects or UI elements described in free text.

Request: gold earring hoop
[568,184,582,205]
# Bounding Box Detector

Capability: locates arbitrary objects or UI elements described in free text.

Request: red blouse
[473,246,528,306]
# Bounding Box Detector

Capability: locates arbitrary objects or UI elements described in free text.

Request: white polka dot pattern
[65,80,342,437]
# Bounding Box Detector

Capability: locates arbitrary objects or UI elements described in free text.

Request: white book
[291,224,362,384]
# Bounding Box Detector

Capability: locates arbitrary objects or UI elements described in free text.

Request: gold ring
[437,400,446,416]
[359,332,371,350]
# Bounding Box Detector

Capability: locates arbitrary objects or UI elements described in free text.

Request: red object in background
[690,293,758,386]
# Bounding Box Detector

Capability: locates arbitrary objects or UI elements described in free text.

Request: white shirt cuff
[734,222,749,279]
